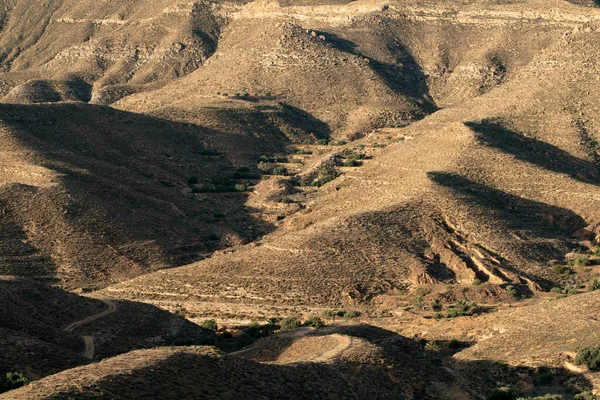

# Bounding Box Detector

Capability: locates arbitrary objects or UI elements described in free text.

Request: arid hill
[2,0,600,398]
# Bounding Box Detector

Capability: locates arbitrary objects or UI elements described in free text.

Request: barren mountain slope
[0,102,324,287]
[103,2,600,322]
[117,0,586,135]
[0,0,230,103]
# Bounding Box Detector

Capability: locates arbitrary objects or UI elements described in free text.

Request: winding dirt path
[64,299,117,359]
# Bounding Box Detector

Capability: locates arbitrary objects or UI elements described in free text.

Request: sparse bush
[588,279,600,291]
[517,395,563,400]
[321,310,336,319]
[280,317,301,331]
[550,287,562,294]
[432,312,442,320]
[413,295,426,310]
[0,372,30,393]
[201,319,218,332]
[304,316,325,328]
[576,345,600,371]
[431,298,442,311]
[487,387,516,400]
[343,310,358,320]
[594,248,600,256]
[472,279,482,286]
[234,183,246,192]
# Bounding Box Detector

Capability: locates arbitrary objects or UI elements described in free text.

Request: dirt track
[64,299,117,359]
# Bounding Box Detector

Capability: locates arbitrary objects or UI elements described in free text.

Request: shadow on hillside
[320,31,437,112]
[428,172,588,287]
[0,102,331,286]
[0,200,54,279]
[466,119,600,186]
[0,278,218,378]
[37,324,595,399]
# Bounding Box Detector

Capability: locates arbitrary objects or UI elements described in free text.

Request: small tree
[505,285,517,305]
[0,372,30,393]
[576,346,600,371]
[431,298,442,311]
[280,317,301,331]
[487,387,516,400]
[201,319,218,332]
[304,316,325,328]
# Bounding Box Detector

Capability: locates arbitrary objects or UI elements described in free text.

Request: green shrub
[565,286,578,295]
[257,161,271,174]
[280,317,301,331]
[0,372,30,393]
[446,308,459,318]
[588,279,600,291]
[295,148,313,155]
[576,346,600,370]
[594,248,600,256]
[550,287,562,294]
[488,387,516,400]
[234,183,246,192]
[343,159,363,167]
[272,166,288,176]
[343,310,358,319]
[201,319,218,332]
[553,265,572,275]
[574,392,596,400]
[574,256,590,266]
[431,298,442,311]
[505,285,517,300]
[304,316,325,328]
[534,366,553,386]
[425,341,440,352]
[432,312,442,320]
[321,310,336,318]
[445,300,477,318]
[517,395,563,400]
[472,279,482,286]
